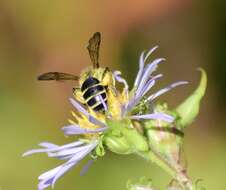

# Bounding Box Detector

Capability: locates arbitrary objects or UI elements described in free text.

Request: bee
[38,32,115,112]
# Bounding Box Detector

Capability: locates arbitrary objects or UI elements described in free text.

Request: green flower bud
[104,135,133,154]
[104,119,149,154]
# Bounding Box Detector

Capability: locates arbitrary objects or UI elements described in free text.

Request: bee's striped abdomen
[81,77,107,112]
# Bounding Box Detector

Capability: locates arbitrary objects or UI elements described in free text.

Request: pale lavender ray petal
[148,81,188,101]
[48,146,87,158]
[130,113,174,123]
[65,140,98,164]
[38,165,64,190]
[80,159,94,176]
[89,116,107,128]
[121,104,128,117]
[51,162,75,188]
[38,166,62,190]
[134,52,145,87]
[38,142,59,149]
[23,141,85,157]
[49,144,95,160]
[143,46,159,63]
[38,179,51,190]
[69,98,107,128]
[52,141,97,187]
[23,148,54,157]
[38,166,62,181]
[98,94,108,112]
[141,74,163,96]
[66,141,98,165]
[137,74,163,99]
[55,154,74,161]
[113,70,129,96]
[48,141,84,152]
[135,58,165,99]
[62,124,107,135]
[48,143,94,158]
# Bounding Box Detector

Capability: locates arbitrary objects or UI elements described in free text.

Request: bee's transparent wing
[87,32,101,68]
[38,72,79,81]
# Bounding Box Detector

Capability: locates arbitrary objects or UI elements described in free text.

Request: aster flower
[23,46,188,190]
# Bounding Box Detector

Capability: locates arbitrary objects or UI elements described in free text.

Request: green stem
[137,150,193,190]
[137,151,176,178]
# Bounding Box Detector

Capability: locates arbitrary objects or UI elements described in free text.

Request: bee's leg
[72,87,86,104]
[101,67,115,86]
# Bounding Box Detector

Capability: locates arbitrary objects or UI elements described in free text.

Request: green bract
[175,68,207,128]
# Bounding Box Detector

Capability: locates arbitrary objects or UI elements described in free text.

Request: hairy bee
[38,32,115,112]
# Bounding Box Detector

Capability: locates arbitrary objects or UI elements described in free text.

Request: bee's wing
[38,72,79,81]
[87,32,101,68]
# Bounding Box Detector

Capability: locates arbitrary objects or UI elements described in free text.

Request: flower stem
[137,150,193,190]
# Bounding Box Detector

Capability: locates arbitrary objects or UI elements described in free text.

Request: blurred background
[0,0,226,189]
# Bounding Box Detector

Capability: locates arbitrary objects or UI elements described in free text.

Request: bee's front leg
[101,67,115,86]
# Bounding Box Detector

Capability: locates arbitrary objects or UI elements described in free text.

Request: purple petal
[38,178,54,190]
[135,58,165,98]
[134,52,145,87]
[38,166,62,181]
[38,166,62,190]
[126,74,162,113]
[98,94,108,112]
[69,98,107,128]
[48,146,88,158]
[35,141,98,190]
[134,46,159,87]
[51,162,75,188]
[62,124,107,135]
[137,74,163,99]
[38,142,59,149]
[51,142,97,187]
[143,46,159,63]
[80,159,94,176]
[23,141,85,157]
[148,81,188,101]
[113,70,129,96]
[130,113,174,123]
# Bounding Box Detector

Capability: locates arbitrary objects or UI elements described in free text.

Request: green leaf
[175,68,207,129]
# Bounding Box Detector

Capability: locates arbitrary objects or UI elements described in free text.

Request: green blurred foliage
[0,0,226,190]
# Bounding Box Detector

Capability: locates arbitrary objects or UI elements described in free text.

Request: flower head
[23,46,187,190]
